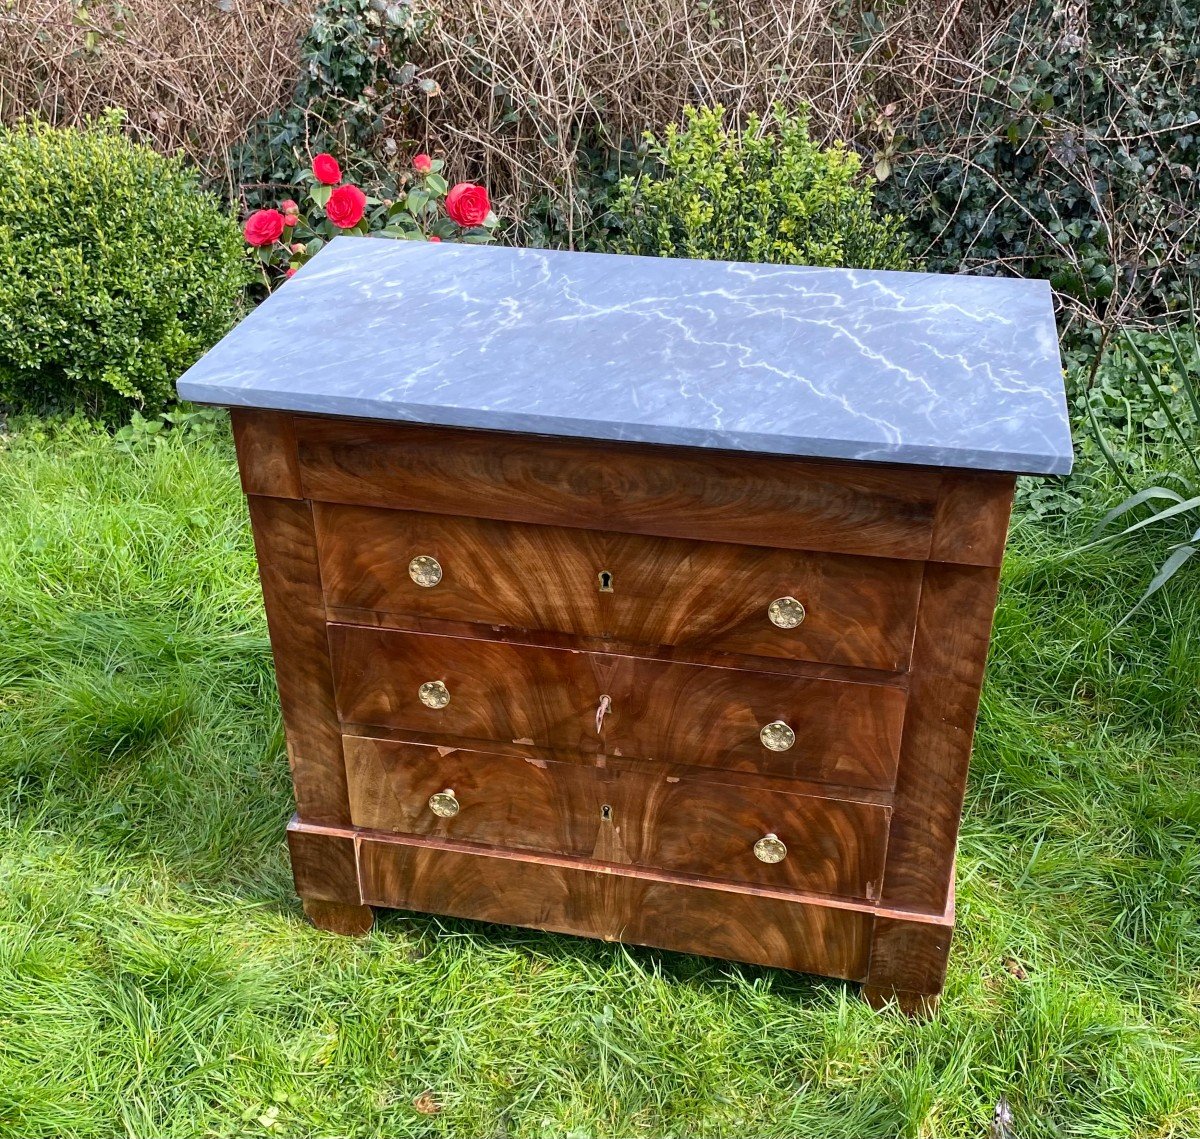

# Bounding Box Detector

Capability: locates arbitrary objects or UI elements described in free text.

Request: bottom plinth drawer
[344,735,890,901]
[355,830,874,980]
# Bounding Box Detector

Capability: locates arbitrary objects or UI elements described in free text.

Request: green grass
[0,414,1197,1139]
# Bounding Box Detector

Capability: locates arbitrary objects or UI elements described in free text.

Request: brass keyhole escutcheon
[760,721,796,752]
[598,569,614,593]
[428,788,459,817]
[754,834,787,863]
[409,555,443,588]
[768,596,806,629]
[418,680,450,709]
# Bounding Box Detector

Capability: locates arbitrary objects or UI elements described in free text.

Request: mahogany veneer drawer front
[329,624,907,790]
[291,417,954,561]
[343,736,891,899]
[314,504,924,671]
[345,827,878,981]
[186,238,1070,1013]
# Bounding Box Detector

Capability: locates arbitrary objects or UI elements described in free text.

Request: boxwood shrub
[613,105,913,271]
[0,113,250,419]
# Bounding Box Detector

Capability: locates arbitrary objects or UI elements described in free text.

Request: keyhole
[600,804,613,821]
[598,570,614,593]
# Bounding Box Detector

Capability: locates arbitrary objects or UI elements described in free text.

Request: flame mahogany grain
[349,825,875,981]
[342,735,891,900]
[328,625,907,791]
[291,416,947,561]
[246,494,350,824]
[232,408,1018,1012]
[313,504,923,672]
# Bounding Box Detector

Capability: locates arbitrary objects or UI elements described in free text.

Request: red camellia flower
[445,182,491,227]
[280,199,299,215]
[428,235,442,242]
[326,183,367,229]
[312,153,341,185]
[243,208,285,247]
[413,153,433,174]
[286,267,298,278]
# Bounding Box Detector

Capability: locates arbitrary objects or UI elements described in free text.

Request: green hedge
[881,0,1199,324]
[0,114,250,420]
[612,105,912,271]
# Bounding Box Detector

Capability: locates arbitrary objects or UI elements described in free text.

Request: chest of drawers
[179,237,1071,1013]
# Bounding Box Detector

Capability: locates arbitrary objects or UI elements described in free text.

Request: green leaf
[1086,393,1138,496]
[1165,320,1200,424]
[406,189,430,215]
[1115,543,1197,627]
[310,184,333,209]
[425,173,448,196]
[1108,494,1200,540]
[1125,332,1200,480]
[1089,485,1186,541]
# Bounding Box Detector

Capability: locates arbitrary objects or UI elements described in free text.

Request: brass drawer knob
[768,596,806,629]
[418,680,450,708]
[759,720,796,751]
[428,788,459,817]
[409,555,443,587]
[753,833,787,863]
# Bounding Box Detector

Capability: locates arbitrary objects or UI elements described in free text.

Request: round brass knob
[428,788,459,817]
[418,680,450,709]
[753,833,788,863]
[759,721,796,752]
[409,555,443,588]
[768,596,806,629]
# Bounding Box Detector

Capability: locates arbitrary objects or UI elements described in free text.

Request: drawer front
[315,505,922,672]
[329,626,906,790]
[345,737,890,899]
[294,417,940,560]
[356,832,874,980]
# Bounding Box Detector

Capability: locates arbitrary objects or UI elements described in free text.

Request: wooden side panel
[329,625,907,790]
[230,409,302,499]
[247,496,351,823]
[880,561,1003,912]
[930,471,1015,566]
[293,417,942,561]
[314,504,923,671]
[357,832,874,979]
[343,736,891,900]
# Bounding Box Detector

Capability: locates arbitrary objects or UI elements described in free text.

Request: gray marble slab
[177,235,1072,474]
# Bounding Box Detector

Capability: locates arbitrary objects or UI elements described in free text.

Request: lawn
[0,412,1197,1138]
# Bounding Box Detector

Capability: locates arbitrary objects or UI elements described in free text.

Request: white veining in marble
[177,236,1072,474]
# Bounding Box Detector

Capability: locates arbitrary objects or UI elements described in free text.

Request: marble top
[177,236,1072,475]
